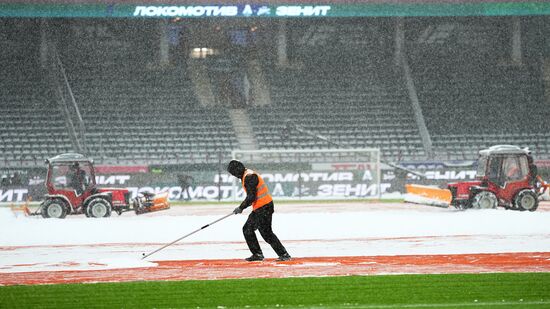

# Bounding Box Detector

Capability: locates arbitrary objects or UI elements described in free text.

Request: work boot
[277,253,291,261]
[245,253,264,262]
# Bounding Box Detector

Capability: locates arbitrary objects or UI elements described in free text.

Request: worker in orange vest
[228,160,291,262]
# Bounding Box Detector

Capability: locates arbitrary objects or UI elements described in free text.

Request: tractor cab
[42,153,104,218]
[449,145,539,211]
[476,145,531,189]
[46,153,96,203]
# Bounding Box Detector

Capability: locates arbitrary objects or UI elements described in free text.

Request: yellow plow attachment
[9,198,34,217]
[149,192,170,212]
[134,192,170,214]
[404,184,452,207]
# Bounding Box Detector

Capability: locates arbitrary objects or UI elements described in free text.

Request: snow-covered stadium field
[1,201,550,285]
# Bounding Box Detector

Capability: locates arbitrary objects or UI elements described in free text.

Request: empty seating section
[0,36,73,166]
[2,18,549,166]
[431,133,550,160]
[61,55,238,164]
[250,58,425,161]
[82,113,237,164]
[413,60,548,159]
[407,19,548,159]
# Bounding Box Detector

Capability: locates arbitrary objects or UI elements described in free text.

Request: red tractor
[32,153,169,218]
[448,145,548,211]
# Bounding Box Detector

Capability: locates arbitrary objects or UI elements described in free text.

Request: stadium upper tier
[61,60,239,165]
[1,17,549,167]
[406,18,549,159]
[249,54,425,161]
[0,35,73,166]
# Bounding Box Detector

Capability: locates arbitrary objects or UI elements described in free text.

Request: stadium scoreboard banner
[1,1,550,18]
[3,159,550,202]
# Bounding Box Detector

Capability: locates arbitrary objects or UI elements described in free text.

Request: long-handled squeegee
[141,212,235,260]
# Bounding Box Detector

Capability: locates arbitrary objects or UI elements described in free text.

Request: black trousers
[243,202,288,257]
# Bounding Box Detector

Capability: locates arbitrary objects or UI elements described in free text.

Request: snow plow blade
[404,184,452,207]
[9,198,35,217]
[134,192,170,215]
[10,204,32,217]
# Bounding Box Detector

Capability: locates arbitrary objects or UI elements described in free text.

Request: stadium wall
[2,161,550,203]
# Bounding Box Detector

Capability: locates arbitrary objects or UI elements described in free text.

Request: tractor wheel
[471,191,498,209]
[41,199,68,219]
[86,198,112,218]
[514,190,538,212]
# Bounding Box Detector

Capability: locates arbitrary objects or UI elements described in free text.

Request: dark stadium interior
[1,16,549,166]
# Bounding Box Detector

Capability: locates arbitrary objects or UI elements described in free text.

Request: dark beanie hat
[227,160,246,178]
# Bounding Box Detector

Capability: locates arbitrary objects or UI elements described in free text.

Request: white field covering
[1,202,550,273]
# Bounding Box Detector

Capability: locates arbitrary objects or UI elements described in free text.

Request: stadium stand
[411,59,549,159]
[407,18,550,159]
[1,18,548,166]
[250,63,425,161]
[0,21,73,166]
[52,19,239,164]
[61,60,238,164]
[248,20,425,161]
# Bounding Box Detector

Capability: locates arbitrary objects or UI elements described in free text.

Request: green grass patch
[1,273,549,308]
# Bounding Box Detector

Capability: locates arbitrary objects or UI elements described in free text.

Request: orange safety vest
[242,169,273,210]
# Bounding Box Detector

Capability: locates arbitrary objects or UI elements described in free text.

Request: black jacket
[228,160,263,211]
[239,173,259,210]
